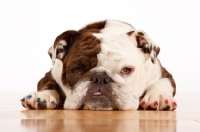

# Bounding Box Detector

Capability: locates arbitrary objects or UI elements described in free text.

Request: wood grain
[0,92,200,132]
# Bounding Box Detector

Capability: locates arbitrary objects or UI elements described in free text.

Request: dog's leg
[21,71,63,109]
[139,63,177,111]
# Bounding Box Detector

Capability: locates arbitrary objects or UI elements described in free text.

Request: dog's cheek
[111,85,139,110]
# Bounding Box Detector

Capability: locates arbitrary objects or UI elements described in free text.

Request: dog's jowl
[21,20,177,111]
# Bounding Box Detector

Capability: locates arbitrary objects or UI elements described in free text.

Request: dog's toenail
[27,95,32,99]
[141,101,146,106]
[165,99,169,104]
[51,101,56,106]
[173,102,177,106]
[36,98,40,102]
[21,98,25,102]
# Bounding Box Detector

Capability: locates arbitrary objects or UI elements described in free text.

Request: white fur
[64,82,89,109]
[51,59,71,98]
[51,60,63,87]
[144,58,162,88]
[58,40,67,46]
[101,20,135,35]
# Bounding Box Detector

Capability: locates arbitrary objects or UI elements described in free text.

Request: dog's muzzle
[78,73,119,110]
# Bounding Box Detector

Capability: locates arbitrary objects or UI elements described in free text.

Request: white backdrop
[0,0,200,92]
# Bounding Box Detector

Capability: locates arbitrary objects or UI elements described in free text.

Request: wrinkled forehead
[94,33,143,71]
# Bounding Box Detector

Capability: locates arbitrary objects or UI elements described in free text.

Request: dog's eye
[73,68,82,75]
[121,67,133,74]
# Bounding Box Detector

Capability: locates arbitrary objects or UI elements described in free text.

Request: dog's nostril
[104,78,110,84]
[91,73,110,85]
[91,77,98,83]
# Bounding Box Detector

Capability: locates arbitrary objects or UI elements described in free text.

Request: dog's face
[50,20,160,110]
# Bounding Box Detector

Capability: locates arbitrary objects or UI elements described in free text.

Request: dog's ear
[48,30,79,65]
[127,30,160,64]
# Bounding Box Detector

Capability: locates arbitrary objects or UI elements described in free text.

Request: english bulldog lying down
[21,20,176,110]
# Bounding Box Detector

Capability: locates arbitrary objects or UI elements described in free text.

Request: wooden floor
[0,92,200,132]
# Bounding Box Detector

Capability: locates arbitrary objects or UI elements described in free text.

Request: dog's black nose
[91,73,111,85]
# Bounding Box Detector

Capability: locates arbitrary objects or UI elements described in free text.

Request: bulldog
[21,20,176,110]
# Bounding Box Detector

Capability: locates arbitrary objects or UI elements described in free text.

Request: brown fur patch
[149,45,153,53]
[156,47,160,57]
[61,32,101,87]
[53,30,80,61]
[161,66,176,96]
[79,20,106,33]
[53,30,79,48]
[58,20,107,87]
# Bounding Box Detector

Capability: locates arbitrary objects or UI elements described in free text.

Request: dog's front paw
[139,92,177,111]
[20,90,59,109]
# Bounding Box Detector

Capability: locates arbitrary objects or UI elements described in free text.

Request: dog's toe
[35,92,58,109]
[37,100,47,109]
[162,105,171,111]
[146,105,157,110]
[21,91,37,109]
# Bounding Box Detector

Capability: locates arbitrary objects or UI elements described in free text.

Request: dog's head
[50,20,160,110]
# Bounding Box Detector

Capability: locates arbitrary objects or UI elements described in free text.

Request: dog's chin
[80,95,117,110]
